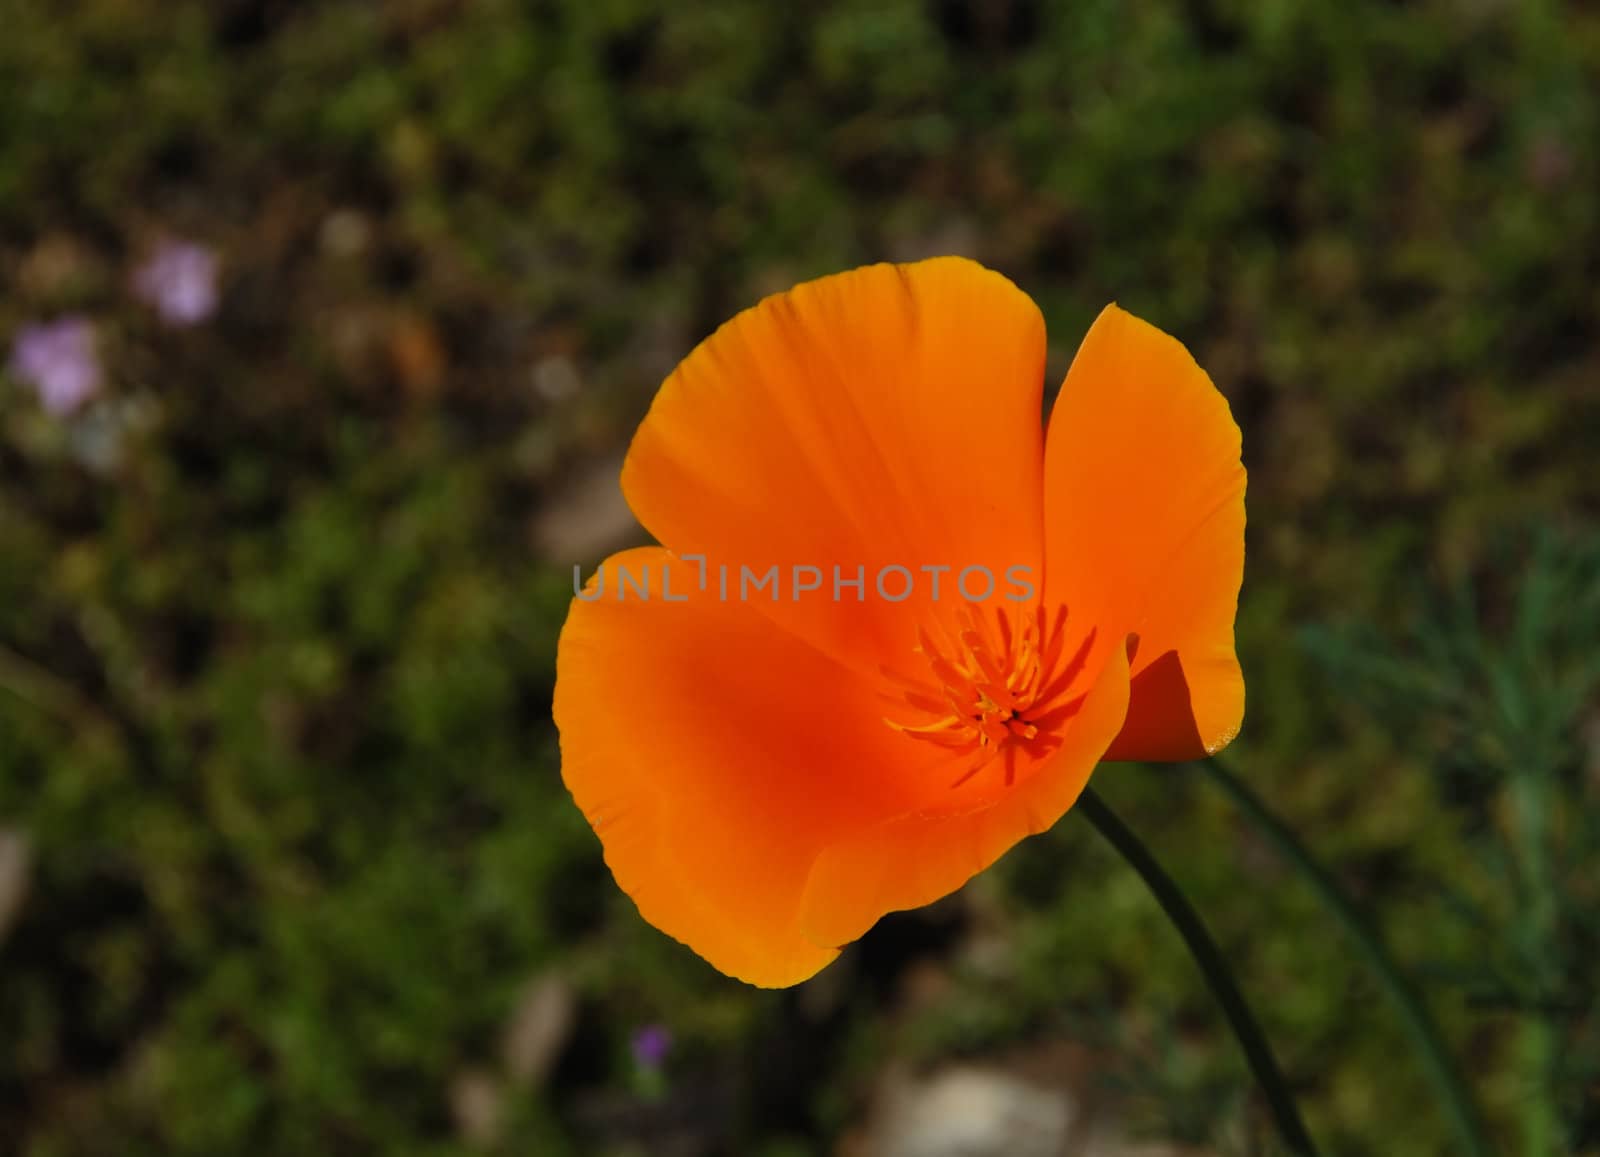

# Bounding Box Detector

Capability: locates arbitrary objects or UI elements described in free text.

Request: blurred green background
[3,1,1599,1154]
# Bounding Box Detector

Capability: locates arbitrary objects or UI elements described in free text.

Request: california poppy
[555,257,1245,986]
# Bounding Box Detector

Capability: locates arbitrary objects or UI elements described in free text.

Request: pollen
[882,603,1093,789]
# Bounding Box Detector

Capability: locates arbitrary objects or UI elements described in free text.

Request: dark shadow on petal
[1102,649,1205,762]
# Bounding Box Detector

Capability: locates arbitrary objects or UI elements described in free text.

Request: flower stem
[1200,757,1493,1157]
[1507,770,1560,1157]
[1077,786,1319,1156]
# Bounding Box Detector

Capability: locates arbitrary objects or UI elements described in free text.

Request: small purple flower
[9,318,102,415]
[133,240,218,326]
[630,1024,673,1069]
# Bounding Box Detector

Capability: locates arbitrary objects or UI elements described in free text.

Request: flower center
[882,604,1092,789]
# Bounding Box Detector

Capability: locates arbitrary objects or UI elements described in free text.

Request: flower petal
[1041,306,1246,761]
[796,635,1133,948]
[554,548,945,987]
[620,257,1047,675]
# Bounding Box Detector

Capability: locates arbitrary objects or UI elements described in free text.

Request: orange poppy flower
[554,258,1245,986]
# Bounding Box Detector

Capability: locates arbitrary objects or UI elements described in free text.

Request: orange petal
[620,257,1047,676]
[797,635,1133,948]
[1041,306,1246,761]
[554,548,946,987]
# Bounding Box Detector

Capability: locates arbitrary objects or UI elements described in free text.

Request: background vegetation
[3,1,1598,1154]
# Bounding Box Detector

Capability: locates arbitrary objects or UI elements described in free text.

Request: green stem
[1201,757,1494,1157]
[1507,772,1558,1157]
[1078,787,1319,1156]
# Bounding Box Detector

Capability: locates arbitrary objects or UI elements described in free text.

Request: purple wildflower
[630,1024,673,1069]
[9,318,102,415]
[133,240,218,326]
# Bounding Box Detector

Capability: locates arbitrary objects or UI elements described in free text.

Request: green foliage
[1,1,1599,1154]
[1305,530,1600,1155]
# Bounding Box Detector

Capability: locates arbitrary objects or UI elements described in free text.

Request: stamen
[883,603,1082,788]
